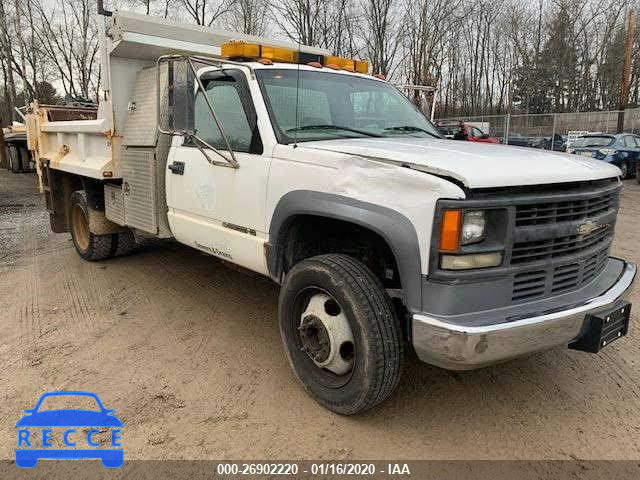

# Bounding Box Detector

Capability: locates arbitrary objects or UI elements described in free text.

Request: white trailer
[26,5,635,415]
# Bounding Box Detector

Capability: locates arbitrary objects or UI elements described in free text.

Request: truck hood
[302,138,621,188]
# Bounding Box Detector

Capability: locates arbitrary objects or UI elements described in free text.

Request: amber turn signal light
[439,209,462,252]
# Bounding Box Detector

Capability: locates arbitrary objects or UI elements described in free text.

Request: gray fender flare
[268,190,422,312]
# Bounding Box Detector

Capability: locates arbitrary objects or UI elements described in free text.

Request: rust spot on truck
[51,144,70,168]
[103,130,120,140]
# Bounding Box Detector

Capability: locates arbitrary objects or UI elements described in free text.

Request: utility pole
[0,118,6,169]
[617,8,637,133]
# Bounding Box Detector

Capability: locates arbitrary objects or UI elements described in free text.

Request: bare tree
[1,0,639,121]
[0,0,18,121]
[183,0,235,26]
[361,0,400,75]
[227,0,269,35]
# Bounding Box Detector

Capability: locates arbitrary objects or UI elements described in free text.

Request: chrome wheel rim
[299,293,355,376]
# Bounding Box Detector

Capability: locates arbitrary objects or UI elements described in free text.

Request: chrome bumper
[412,259,636,370]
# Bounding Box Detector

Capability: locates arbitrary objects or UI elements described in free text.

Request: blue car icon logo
[15,391,123,468]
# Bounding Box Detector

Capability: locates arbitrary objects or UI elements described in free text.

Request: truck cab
[25,9,636,415]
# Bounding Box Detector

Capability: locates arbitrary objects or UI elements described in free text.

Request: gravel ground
[1,169,639,462]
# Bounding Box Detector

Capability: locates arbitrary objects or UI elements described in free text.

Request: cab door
[166,68,270,275]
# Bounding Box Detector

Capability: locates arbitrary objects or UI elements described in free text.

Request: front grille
[512,249,609,301]
[511,225,613,264]
[515,191,618,226]
[508,181,620,303]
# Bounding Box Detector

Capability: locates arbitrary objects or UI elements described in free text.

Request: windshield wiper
[384,126,440,138]
[286,124,381,138]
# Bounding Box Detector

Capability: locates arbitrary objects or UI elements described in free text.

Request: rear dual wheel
[69,190,135,261]
[279,254,404,415]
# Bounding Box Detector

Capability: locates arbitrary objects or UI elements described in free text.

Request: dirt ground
[1,168,639,461]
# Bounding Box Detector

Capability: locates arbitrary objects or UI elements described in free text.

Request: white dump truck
[25,4,636,414]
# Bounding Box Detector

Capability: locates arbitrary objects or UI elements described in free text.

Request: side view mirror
[156,55,238,169]
[158,58,195,135]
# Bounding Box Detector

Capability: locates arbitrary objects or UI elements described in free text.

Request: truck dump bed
[25,10,328,183]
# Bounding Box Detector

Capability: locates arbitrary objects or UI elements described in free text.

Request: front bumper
[412,258,636,370]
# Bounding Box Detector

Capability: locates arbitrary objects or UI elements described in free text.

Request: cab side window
[193,74,261,153]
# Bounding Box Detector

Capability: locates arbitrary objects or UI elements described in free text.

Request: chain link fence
[436,108,640,151]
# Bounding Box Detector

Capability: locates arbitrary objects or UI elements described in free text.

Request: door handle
[168,161,185,175]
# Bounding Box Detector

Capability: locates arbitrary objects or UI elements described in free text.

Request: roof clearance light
[221,41,369,73]
[354,60,368,74]
[322,56,368,73]
[260,45,296,63]
[324,55,354,72]
[221,41,296,63]
[221,41,260,59]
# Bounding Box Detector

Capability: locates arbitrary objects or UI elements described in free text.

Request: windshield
[573,136,614,148]
[255,69,441,143]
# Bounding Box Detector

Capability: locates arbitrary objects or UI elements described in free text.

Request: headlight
[438,209,487,251]
[461,210,486,245]
[437,208,503,270]
[441,252,503,270]
[566,148,575,154]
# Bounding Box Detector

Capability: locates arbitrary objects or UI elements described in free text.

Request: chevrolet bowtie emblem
[578,219,601,236]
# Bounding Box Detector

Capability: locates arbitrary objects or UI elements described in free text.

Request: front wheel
[279,254,404,415]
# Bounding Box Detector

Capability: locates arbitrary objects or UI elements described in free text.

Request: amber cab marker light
[439,209,462,252]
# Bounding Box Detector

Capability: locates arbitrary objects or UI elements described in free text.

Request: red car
[435,120,500,144]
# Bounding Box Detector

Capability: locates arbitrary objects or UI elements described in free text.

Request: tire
[112,229,136,257]
[279,254,404,415]
[68,190,133,261]
[9,146,22,173]
[19,146,31,172]
[620,161,629,179]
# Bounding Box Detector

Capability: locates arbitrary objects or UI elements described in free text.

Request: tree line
[0,0,638,125]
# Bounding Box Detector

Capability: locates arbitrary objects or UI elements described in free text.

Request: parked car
[499,131,533,148]
[530,133,566,151]
[435,120,500,143]
[567,133,640,179]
